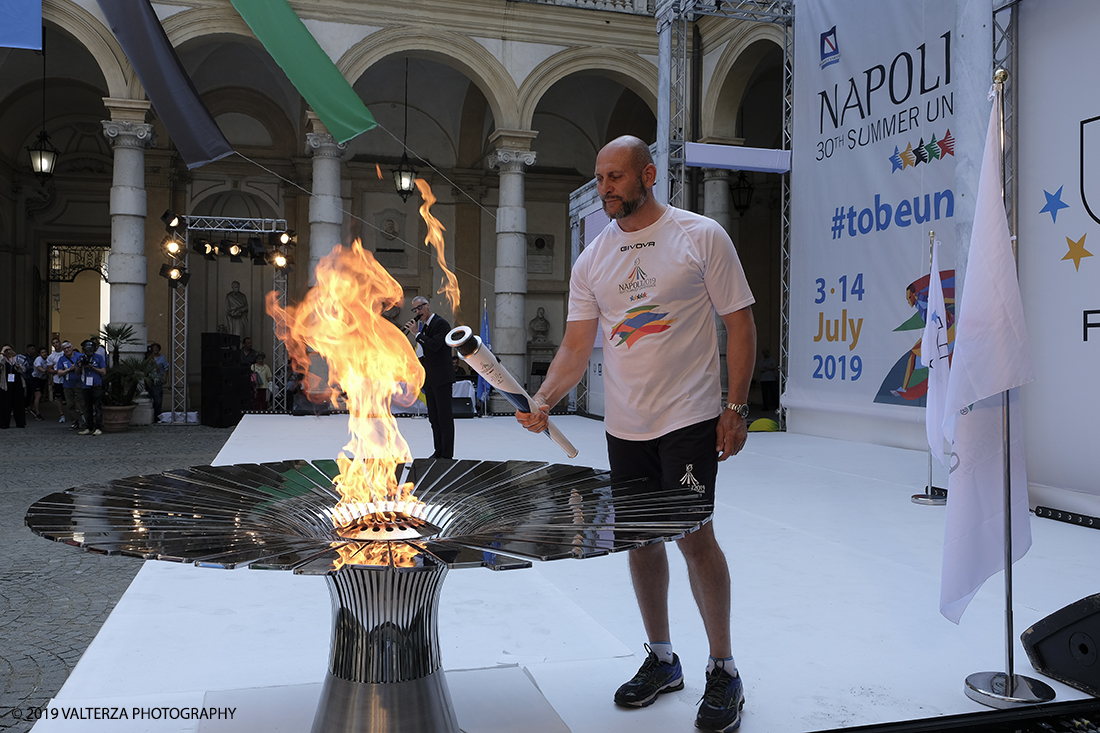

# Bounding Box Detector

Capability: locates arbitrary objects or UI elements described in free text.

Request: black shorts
[606,416,720,525]
[52,381,65,400]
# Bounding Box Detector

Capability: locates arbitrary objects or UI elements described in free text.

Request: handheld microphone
[445,326,578,458]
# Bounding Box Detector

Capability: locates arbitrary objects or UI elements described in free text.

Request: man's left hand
[715,409,747,461]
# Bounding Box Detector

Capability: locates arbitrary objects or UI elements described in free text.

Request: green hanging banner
[230,0,375,144]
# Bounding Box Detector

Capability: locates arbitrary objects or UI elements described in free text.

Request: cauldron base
[310,669,460,733]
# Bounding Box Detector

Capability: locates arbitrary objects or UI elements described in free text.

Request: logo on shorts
[680,463,704,493]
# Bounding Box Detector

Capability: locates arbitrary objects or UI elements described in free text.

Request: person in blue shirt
[76,339,106,435]
[55,341,86,430]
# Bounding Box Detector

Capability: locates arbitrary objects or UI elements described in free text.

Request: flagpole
[962,68,1055,709]
[913,229,947,506]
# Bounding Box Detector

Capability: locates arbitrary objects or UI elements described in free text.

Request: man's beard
[603,179,648,220]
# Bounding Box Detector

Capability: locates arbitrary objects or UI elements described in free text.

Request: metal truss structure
[659,0,794,425]
[165,216,290,422]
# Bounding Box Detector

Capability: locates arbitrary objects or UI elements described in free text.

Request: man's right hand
[515,394,550,433]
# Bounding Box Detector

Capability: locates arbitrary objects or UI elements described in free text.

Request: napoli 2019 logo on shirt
[619,258,657,293]
[610,304,675,348]
[820,25,840,70]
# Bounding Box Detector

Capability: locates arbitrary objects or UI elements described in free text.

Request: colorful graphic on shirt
[610,304,676,348]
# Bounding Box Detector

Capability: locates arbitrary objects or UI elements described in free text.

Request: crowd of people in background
[0,335,170,431]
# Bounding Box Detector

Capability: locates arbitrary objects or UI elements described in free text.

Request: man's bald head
[601,135,654,177]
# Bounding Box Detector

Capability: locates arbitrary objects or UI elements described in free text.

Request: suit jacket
[416,314,455,389]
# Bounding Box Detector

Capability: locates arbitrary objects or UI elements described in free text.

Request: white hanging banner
[789,0,957,421]
[1017,0,1100,500]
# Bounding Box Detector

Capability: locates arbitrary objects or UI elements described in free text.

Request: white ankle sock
[649,642,675,665]
[707,655,737,675]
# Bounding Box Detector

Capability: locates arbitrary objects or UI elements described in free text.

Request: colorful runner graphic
[610,305,675,348]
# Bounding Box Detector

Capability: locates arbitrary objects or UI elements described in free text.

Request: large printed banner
[789,0,957,419]
[1018,1,1100,498]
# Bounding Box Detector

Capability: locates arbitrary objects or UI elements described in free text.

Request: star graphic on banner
[1062,233,1093,271]
[900,142,916,169]
[938,129,955,157]
[1040,185,1070,223]
[925,135,941,161]
[889,146,903,172]
[914,138,929,165]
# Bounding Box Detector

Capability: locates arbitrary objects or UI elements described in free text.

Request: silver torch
[445,326,578,458]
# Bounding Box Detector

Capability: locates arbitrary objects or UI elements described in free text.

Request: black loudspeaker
[201,332,240,367]
[201,365,251,428]
[1021,593,1100,697]
[452,396,476,418]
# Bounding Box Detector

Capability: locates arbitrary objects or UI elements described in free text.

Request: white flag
[939,89,1035,624]
[921,238,950,463]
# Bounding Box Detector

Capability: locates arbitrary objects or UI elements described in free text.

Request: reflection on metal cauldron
[25,458,710,733]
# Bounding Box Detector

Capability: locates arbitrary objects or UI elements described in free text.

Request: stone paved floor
[0,403,232,732]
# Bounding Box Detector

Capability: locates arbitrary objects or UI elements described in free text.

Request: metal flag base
[964,671,1056,709]
[911,490,946,506]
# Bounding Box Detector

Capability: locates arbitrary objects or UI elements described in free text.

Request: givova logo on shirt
[610,304,676,348]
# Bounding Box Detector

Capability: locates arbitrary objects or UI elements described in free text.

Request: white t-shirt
[46,350,63,384]
[569,206,754,440]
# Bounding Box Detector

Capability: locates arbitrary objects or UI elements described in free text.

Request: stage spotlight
[278,230,295,246]
[225,241,244,263]
[162,234,184,258]
[161,210,181,230]
[159,263,191,288]
[268,251,289,269]
[198,240,218,261]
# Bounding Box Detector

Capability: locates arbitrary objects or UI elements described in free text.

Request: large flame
[416,178,461,317]
[266,240,422,523]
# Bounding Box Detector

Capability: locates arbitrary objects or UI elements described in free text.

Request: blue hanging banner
[0,0,42,50]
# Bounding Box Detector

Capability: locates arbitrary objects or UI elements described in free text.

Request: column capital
[102,97,151,123]
[702,168,731,182]
[101,120,157,150]
[306,131,347,159]
[487,129,537,171]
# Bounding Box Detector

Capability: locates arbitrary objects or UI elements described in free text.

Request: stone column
[306,112,347,286]
[703,168,733,397]
[487,130,537,407]
[102,98,155,360]
[703,168,733,235]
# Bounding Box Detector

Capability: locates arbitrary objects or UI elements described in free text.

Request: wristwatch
[725,402,750,419]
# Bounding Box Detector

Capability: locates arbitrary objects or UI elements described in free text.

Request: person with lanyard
[78,340,107,435]
[46,337,66,422]
[0,344,29,429]
[516,135,756,733]
[30,345,48,420]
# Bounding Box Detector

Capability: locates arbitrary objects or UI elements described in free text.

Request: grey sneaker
[92,429,102,436]
[614,645,684,708]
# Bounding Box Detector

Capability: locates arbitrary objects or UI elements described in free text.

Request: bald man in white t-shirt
[517,136,756,733]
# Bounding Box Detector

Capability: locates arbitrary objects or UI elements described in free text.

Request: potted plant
[97,323,142,368]
[101,356,158,432]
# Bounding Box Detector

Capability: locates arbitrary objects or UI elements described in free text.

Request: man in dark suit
[403,296,455,458]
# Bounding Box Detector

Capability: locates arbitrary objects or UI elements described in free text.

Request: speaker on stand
[200,333,250,428]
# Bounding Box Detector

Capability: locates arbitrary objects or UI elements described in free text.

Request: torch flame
[267,240,422,521]
[415,178,461,318]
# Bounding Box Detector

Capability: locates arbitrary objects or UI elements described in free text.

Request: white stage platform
[31,414,1100,732]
